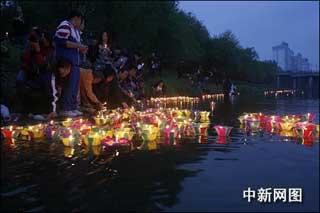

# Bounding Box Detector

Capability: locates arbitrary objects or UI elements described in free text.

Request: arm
[54,24,87,51]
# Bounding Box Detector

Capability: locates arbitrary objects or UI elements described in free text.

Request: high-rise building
[272,42,294,71]
[272,42,310,72]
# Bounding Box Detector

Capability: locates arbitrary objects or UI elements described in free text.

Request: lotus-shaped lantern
[294,122,316,139]
[183,110,191,118]
[279,130,296,138]
[141,125,159,141]
[62,135,75,147]
[1,126,15,140]
[245,118,260,132]
[62,118,73,127]
[199,111,210,122]
[28,124,44,139]
[115,128,134,141]
[102,136,116,146]
[214,125,233,137]
[266,115,281,131]
[279,120,296,132]
[84,132,102,146]
[94,116,108,126]
[238,113,251,125]
[18,128,32,140]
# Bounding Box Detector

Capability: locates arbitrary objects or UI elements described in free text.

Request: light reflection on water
[1,97,319,212]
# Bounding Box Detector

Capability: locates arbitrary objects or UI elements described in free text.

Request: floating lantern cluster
[149,96,201,109]
[238,112,319,145]
[1,107,214,150]
[201,93,224,101]
[264,89,299,97]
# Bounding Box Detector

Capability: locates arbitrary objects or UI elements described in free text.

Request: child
[54,10,88,117]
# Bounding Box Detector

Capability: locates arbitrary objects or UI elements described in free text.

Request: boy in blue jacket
[54,10,88,117]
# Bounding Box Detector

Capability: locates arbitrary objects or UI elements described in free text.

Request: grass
[143,69,269,97]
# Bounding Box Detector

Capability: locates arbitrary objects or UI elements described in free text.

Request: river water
[1,96,319,212]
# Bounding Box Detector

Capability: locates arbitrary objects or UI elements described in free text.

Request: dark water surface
[1,97,319,212]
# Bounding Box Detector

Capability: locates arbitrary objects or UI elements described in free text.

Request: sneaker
[59,111,78,117]
[72,110,83,116]
[33,114,46,121]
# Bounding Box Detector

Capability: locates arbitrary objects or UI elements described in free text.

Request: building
[272,42,294,71]
[272,42,310,72]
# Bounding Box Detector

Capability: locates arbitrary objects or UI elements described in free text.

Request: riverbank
[144,69,271,97]
[0,42,272,112]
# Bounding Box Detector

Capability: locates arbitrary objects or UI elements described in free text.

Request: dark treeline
[1,1,278,83]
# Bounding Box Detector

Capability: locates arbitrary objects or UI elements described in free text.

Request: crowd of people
[1,10,238,122]
[13,10,166,120]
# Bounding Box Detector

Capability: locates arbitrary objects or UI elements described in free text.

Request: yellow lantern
[279,121,295,132]
[84,132,102,146]
[94,117,107,125]
[28,125,44,139]
[62,135,74,147]
[62,118,73,127]
[199,111,210,122]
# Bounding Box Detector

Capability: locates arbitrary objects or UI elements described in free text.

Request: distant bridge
[275,71,319,98]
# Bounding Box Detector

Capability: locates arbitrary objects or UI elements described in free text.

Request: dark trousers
[60,66,80,111]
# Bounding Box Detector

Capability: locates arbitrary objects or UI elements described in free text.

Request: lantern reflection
[214,125,233,137]
[215,136,230,144]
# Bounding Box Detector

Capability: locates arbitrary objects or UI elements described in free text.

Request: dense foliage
[1,1,278,84]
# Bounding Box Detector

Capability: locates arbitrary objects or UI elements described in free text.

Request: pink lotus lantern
[214,125,233,137]
[101,136,115,146]
[118,137,130,146]
[294,122,316,139]
[257,113,268,128]
[265,116,281,133]
[1,126,14,140]
[245,118,260,132]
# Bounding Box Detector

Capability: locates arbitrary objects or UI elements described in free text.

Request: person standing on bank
[54,10,88,117]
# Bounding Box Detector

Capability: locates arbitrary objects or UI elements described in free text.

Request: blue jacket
[54,20,81,66]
